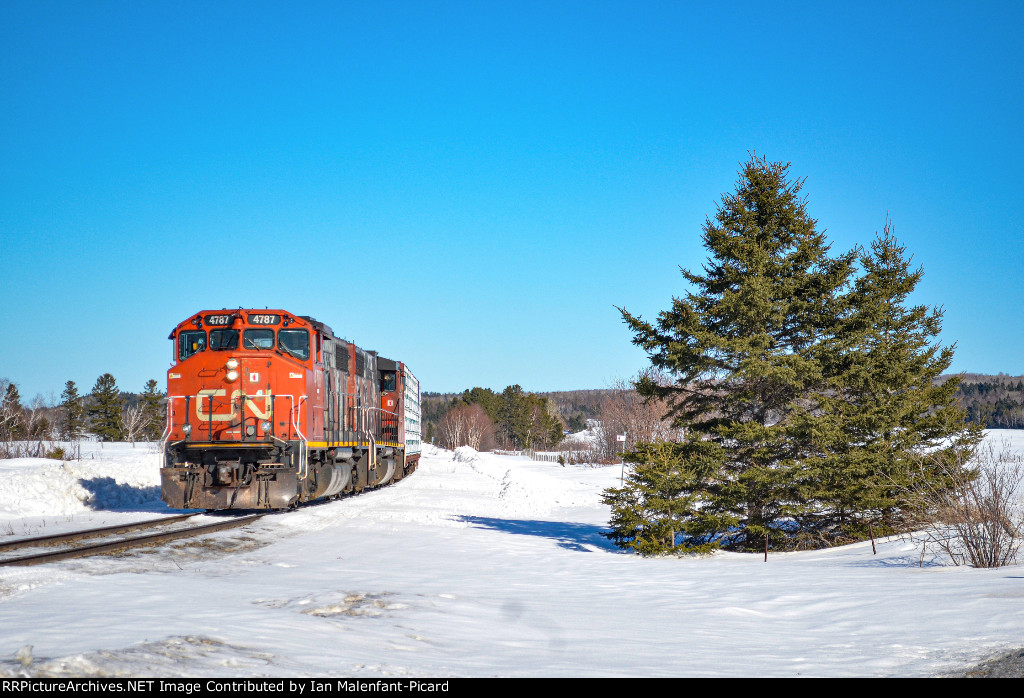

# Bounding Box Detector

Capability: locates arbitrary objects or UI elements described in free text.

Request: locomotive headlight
[182,424,192,434]
[226,370,239,382]
[225,358,239,370]
[260,420,271,433]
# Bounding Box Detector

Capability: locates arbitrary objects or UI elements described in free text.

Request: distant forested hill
[950,374,1024,429]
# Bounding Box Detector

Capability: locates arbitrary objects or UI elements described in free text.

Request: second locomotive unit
[161,309,421,510]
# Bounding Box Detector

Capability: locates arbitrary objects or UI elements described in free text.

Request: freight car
[160,309,421,510]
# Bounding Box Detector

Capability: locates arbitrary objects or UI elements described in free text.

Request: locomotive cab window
[243,328,275,350]
[210,329,239,350]
[177,330,207,361]
[279,329,310,360]
[381,372,396,392]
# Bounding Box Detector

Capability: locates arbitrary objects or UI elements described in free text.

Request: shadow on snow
[77,477,179,514]
[453,515,618,552]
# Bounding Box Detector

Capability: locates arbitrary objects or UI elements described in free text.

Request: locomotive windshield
[178,330,207,361]
[279,329,310,360]
[381,372,396,392]
[209,329,239,350]
[243,328,275,350]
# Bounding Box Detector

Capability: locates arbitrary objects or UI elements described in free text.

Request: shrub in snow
[903,440,1024,568]
[452,446,480,463]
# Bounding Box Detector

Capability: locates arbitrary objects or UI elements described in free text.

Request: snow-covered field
[2,433,1024,677]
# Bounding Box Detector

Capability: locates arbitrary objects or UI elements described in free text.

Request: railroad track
[0,513,264,567]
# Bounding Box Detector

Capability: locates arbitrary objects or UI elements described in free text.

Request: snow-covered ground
[2,433,1024,677]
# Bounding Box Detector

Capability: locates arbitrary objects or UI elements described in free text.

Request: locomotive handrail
[159,404,174,453]
[162,394,192,451]
[365,406,401,443]
[163,393,391,482]
[162,393,308,476]
[292,394,309,480]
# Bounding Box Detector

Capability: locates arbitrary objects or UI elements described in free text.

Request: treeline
[425,385,565,451]
[423,371,680,462]
[953,374,1024,429]
[423,372,1024,455]
[0,374,166,458]
[422,387,619,444]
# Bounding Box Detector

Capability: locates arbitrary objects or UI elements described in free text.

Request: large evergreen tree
[612,155,977,553]
[89,373,124,442]
[620,155,855,551]
[794,224,982,540]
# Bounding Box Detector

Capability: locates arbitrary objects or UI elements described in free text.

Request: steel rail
[0,513,198,553]
[0,514,264,567]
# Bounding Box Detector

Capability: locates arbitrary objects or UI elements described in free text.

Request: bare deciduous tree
[463,403,495,450]
[439,403,495,450]
[595,369,679,462]
[120,403,151,447]
[24,394,53,441]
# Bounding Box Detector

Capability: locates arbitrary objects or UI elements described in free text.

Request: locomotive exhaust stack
[161,309,421,510]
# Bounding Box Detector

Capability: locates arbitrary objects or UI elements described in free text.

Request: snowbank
[0,443,164,519]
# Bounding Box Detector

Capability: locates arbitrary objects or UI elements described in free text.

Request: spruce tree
[498,385,533,449]
[89,373,124,442]
[610,157,980,554]
[1,382,25,442]
[60,380,86,441]
[796,224,982,539]
[140,379,165,440]
[619,155,856,551]
[602,440,726,554]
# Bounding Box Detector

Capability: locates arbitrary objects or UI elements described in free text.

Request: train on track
[161,309,421,510]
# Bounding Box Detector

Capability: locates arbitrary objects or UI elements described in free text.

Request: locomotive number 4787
[161,309,421,510]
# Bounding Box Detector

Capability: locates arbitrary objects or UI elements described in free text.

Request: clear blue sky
[2,0,1022,401]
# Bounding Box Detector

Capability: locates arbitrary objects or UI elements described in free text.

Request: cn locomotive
[161,309,421,510]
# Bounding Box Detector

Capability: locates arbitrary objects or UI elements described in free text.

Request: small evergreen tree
[0,382,25,442]
[89,373,124,442]
[498,385,534,449]
[140,379,165,440]
[60,380,86,441]
[602,440,725,554]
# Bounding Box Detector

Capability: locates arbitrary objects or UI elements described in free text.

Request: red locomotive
[161,309,421,509]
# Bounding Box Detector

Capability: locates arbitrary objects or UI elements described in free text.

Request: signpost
[617,433,626,484]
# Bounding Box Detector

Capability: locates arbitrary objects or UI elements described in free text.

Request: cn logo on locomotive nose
[195,389,273,421]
